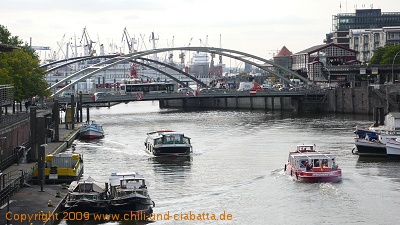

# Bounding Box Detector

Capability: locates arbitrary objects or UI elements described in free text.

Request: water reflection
[356,157,400,182]
[148,156,192,172]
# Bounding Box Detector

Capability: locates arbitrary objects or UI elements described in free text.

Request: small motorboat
[284,144,342,183]
[79,121,104,139]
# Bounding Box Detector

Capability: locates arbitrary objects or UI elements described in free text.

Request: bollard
[55,191,61,198]
[48,200,53,207]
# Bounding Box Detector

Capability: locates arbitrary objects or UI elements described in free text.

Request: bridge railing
[53,89,327,105]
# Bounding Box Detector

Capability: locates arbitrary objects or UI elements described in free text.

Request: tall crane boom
[122,27,135,53]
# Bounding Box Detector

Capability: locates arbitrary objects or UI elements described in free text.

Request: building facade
[291,43,358,85]
[349,26,400,62]
[330,9,400,48]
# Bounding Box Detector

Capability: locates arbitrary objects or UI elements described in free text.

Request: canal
[60,101,400,225]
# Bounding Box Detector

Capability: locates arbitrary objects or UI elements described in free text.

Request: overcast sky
[2,0,399,63]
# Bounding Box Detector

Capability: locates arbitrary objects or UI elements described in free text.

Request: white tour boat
[144,130,192,156]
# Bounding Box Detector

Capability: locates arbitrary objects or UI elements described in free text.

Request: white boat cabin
[288,153,338,172]
[384,112,400,131]
[109,172,148,198]
[147,130,191,145]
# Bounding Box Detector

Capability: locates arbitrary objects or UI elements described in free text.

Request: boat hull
[63,200,108,214]
[287,168,342,183]
[151,146,191,156]
[109,198,154,217]
[386,138,400,158]
[295,172,342,183]
[79,130,104,139]
[354,138,386,156]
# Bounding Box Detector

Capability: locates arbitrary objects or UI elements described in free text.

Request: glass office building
[331,9,400,48]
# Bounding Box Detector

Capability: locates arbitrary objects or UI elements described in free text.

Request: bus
[119,82,175,95]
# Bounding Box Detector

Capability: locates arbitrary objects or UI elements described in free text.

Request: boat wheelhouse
[108,172,154,217]
[63,177,108,214]
[284,145,342,183]
[144,130,192,156]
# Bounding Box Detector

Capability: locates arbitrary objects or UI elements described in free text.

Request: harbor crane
[122,27,136,54]
[179,37,193,66]
[80,27,96,55]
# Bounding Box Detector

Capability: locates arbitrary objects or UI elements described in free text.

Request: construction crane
[80,27,96,55]
[149,32,159,60]
[179,37,193,65]
[167,36,174,64]
[122,27,136,53]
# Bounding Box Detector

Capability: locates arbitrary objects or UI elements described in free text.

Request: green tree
[0,25,50,102]
[370,44,400,64]
[0,24,22,46]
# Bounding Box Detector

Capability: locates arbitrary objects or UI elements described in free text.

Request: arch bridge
[44,47,312,97]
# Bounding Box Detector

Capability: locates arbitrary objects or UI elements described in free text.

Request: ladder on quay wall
[372,89,398,111]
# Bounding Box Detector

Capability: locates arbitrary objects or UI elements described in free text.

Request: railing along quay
[0,166,33,206]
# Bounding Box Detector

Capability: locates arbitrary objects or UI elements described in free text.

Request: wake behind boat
[144,130,192,156]
[284,144,342,183]
[79,121,104,139]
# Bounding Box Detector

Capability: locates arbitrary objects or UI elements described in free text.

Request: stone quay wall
[160,84,400,115]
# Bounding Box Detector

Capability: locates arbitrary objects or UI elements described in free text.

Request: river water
[60,101,400,225]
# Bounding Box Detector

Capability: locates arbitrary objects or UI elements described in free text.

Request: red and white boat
[79,121,105,139]
[284,144,342,183]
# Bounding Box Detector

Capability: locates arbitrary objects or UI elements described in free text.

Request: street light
[391,50,400,84]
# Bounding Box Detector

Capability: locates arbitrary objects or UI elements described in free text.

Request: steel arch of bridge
[48,47,311,97]
[135,57,208,87]
[41,54,120,72]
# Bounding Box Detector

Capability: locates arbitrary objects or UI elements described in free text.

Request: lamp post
[392,50,400,84]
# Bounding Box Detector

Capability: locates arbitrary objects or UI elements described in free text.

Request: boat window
[164,134,183,143]
[155,138,162,145]
[322,159,329,167]
[121,180,127,188]
[183,137,190,144]
[300,160,307,168]
[313,159,320,167]
[78,183,93,192]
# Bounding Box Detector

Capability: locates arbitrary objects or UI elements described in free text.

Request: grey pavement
[0,124,80,225]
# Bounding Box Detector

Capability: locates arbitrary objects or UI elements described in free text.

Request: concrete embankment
[0,126,80,225]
